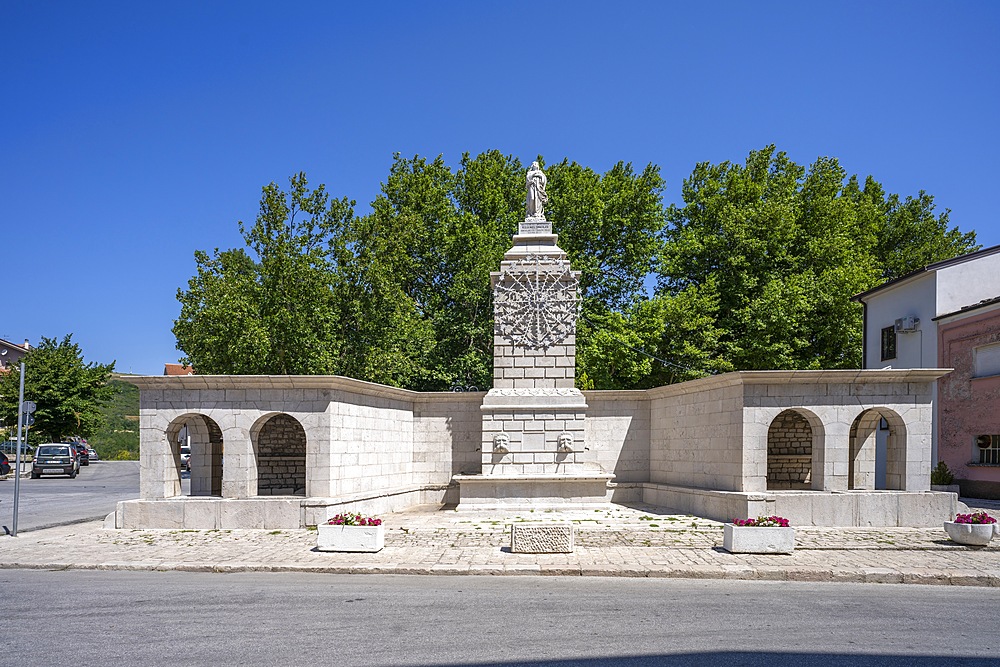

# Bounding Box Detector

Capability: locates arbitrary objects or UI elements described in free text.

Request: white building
[852,243,1000,471]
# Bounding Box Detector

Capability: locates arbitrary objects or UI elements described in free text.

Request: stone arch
[165,413,223,497]
[849,408,907,490]
[250,413,306,496]
[766,408,820,490]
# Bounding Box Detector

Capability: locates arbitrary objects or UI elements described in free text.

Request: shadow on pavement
[431,653,998,666]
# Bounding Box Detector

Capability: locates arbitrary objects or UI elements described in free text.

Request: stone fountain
[453,162,615,509]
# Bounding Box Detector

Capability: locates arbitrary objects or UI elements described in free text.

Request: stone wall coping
[582,390,648,400]
[645,369,952,399]
[117,374,486,404]
[119,368,951,404]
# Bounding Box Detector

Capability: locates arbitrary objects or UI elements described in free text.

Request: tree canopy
[174,147,978,390]
[0,335,116,443]
[657,146,977,372]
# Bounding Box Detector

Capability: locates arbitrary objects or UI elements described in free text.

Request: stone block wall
[325,391,415,498]
[584,391,650,483]
[493,337,576,390]
[412,394,483,481]
[127,369,947,528]
[648,378,746,491]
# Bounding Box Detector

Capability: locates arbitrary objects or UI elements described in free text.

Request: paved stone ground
[2,501,998,586]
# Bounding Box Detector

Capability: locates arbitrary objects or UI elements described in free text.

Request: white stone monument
[454,163,614,509]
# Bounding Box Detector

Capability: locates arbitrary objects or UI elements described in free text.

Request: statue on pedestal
[526,161,547,219]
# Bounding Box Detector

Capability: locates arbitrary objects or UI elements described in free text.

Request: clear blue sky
[3,2,997,375]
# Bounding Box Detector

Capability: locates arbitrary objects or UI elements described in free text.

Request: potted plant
[316,512,385,553]
[943,512,997,546]
[723,515,794,554]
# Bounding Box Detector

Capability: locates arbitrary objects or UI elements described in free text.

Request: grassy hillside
[88,378,139,460]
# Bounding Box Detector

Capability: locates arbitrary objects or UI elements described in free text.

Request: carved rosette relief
[494,254,579,349]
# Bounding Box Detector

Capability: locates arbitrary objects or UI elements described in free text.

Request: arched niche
[849,408,907,490]
[250,413,307,496]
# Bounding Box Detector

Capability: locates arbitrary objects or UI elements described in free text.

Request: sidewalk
[2,502,998,586]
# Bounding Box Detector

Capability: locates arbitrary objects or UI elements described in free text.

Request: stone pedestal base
[481,388,589,473]
[510,523,574,553]
[452,473,615,511]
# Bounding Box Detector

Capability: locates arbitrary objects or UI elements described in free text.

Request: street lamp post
[11,362,26,536]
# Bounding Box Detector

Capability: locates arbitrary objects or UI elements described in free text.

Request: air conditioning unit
[894,316,919,332]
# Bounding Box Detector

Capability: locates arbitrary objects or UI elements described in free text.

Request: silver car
[31,444,79,478]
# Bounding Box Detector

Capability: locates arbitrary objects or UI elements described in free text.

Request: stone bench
[510,522,574,553]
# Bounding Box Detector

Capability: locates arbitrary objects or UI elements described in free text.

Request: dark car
[0,452,10,476]
[73,443,90,466]
[31,444,78,479]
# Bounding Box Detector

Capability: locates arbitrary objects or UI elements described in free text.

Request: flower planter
[316,523,385,553]
[723,524,795,554]
[943,521,995,546]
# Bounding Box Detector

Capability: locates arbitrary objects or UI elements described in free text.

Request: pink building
[936,296,1000,499]
[0,338,30,373]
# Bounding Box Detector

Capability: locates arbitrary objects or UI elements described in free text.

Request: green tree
[346,151,525,390]
[660,146,978,371]
[0,335,116,443]
[173,148,976,391]
[548,159,666,309]
[176,153,668,391]
[877,189,978,281]
[174,173,355,375]
[88,379,140,459]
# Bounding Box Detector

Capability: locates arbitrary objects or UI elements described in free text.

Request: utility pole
[11,362,28,537]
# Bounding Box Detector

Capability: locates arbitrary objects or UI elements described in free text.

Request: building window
[880,326,896,362]
[978,435,1000,465]
[974,343,1000,378]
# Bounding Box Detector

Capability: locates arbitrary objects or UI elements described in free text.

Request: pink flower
[326,512,383,526]
[954,512,997,525]
[732,515,790,527]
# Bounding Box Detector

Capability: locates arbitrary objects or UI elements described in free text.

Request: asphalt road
[0,572,997,666]
[0,460,140,533]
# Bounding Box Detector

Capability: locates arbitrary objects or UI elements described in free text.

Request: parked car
[87,448,99,461]
[31,443,79,478]
[75,443,89,466]
[180,446,191,472]
[67,443,80,466]
[0,441,34,458]
[0,452,10,476]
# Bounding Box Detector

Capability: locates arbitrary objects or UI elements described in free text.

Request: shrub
[930,461,954,485]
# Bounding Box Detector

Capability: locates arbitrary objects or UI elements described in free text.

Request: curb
[1,561,997,587]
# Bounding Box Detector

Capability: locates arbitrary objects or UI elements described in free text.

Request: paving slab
[2,501,998,585]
